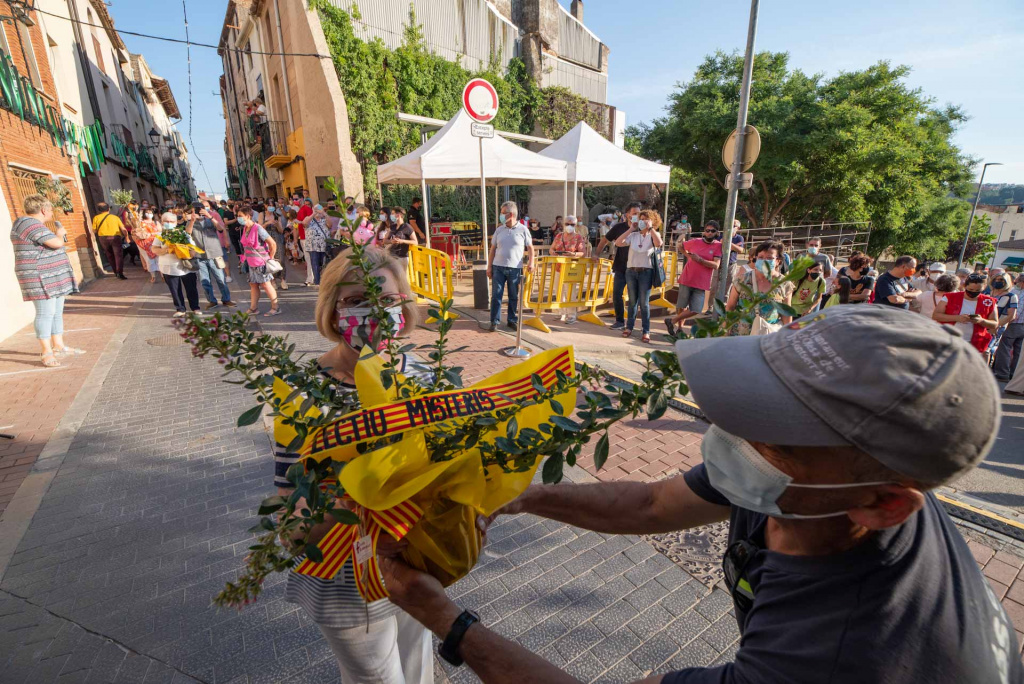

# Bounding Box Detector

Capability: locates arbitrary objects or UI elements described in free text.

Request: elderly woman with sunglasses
[933,272,999,354]
[272,246,435,683]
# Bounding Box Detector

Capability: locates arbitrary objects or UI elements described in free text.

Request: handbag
[650,245,666,288]
[265,258,283,274]
[213,256,227,270]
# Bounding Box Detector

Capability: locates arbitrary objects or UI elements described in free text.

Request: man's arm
[525,241,535,272]
[730,239,744,254]
[501,476,729,535]
[380,560,664,684]
[1000,302,1017,327]
[593,236,611,259]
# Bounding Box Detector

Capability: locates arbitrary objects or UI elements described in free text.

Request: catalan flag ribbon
[293,500,424,602]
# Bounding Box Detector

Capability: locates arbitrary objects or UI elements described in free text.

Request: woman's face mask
[564,224,576,234]
[144,212,153,220]
[379,213,388,222]
[162,222,176,230]
[638,220,649,231]
[334,304,406,352]
[755,257,775,276]
[390,214,399,223]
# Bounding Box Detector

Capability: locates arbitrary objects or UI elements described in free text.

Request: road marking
[0,367,63,377]
[936,493,1024,531]
[21,327,102,335]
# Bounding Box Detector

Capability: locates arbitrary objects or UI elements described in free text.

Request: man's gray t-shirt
[189,218,224,261]
[491,223,532,269]
[802,250,834,278]
[662,464,1023,684]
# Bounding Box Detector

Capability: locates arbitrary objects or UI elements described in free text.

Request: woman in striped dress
[11,194,82,368]
[275,247,434,684]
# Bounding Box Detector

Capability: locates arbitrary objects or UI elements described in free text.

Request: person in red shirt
[666,220,722,335]
[295,199,314,286]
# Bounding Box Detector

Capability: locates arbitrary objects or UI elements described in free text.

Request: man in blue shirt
[486,201,534,331]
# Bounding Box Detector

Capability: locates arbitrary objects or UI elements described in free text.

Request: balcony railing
[261,121,289,165]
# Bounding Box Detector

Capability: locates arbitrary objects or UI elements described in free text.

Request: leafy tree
[632,51,977,257]
[943,212,995,266]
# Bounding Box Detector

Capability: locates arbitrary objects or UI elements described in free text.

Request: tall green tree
[633,51,977,257]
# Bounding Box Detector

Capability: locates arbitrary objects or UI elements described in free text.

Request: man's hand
[379,557,452,618]
[55,225,68,240]
[525,262,534,273]
[486,266,492,279]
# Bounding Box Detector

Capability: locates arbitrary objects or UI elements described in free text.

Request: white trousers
[317,612,433,684]
[300,238,315,284]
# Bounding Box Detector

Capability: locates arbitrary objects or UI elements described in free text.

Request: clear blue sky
[108,0,1022,195]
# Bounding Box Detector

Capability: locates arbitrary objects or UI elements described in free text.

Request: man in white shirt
[486,201,534,331]
[911,262,946,292]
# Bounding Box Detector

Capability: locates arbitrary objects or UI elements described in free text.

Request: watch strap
[438,610,479,666]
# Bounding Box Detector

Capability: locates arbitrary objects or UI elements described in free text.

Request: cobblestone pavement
[0,263,1020,683]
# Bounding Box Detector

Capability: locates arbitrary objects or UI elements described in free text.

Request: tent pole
[563,179,567,225]
[495,185,499,226]
[572,180,578,217]
[420,176,431,238]
[663,182,670,243]
[479,138,489,261]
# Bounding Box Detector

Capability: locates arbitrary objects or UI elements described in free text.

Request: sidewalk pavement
[0,260,1020,684]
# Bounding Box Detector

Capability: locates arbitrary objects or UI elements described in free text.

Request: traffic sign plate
[722,125,761,172]
[470,123,494,138]
[462,78,499,123]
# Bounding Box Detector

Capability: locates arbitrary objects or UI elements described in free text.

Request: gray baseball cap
[674,305,1001,485]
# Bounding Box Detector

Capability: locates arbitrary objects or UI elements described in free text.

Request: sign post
[462,78,499,262]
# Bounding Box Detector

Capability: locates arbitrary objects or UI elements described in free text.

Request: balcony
[261,121,290,169]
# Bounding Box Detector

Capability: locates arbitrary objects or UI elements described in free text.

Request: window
[92,35,105,73]
[245,42,252,69]
[263,13,275,53]
[17,22,43,88]
[46,34,65,101]
[11,168,69,231]
[1012,230,1019,242]
[0,20,11,57]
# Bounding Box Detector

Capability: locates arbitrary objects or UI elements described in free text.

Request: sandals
[264,301,282,317]
[245,307,260,314]
[621,329,633,338]
[54,347,86,357]
[40,353,61,368]
[664,318,677,336]
[641,333,652,344]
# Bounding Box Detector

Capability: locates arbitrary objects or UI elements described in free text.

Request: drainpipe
[273,0,295,132]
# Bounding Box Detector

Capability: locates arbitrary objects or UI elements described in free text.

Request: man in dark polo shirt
[875,255,920,310]
[593,201,643,330]
[379,306,1019,684]
[408,197,426,241]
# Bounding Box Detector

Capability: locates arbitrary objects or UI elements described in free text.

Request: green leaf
[304,543,324,563]
[594,432,610,471]
[549,399,564,416]
[258,495,286,516]
[646,390,668,421]
[551,416,580,432]
[773,301,799,317]
[531,373,546,394]
[541,453,564,484]
[237,405,264,427]
[329,508,360,525]
[506,416,518,440]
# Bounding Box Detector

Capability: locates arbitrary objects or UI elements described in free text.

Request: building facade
[1,0,195,342]
[218,0,610,206]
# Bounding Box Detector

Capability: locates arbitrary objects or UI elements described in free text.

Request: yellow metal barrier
[407,244,459,323]
[649,250,679,310]
[523,257,613,333]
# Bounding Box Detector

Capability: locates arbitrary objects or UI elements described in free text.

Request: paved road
[0,271,737,683]
[951,387,1024,512]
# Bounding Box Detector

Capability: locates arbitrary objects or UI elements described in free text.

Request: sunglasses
[722,538,758,614]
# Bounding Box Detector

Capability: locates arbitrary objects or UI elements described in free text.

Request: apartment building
[1,0,195,342]
[218,0,611,205]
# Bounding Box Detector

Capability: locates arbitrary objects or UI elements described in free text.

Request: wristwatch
[438,610,479,666]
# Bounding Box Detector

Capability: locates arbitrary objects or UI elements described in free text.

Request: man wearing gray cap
[378,306,1020,684]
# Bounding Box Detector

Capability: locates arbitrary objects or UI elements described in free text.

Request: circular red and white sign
[462,78,499,123]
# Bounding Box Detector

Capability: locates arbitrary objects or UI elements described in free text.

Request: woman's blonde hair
[638,209,663,231]
[315,246,419,344]
[23,194,52,215]
[354,204,372,221]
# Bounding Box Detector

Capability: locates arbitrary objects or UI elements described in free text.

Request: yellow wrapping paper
[273,346,576,587]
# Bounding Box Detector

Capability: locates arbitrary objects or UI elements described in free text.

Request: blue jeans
[310,251,327,285]
[490,265,521,326]
[612,270,627,326]
[626,268,653,334]
[198,259,233,304]
[33,296,66,339]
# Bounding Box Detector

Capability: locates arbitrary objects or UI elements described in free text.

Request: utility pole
[716,0,759,297]
[956,161,1002,271]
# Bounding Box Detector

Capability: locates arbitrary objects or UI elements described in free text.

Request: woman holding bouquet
[274,247,433,684]
[238,206,281,316]
[151,212,201,317]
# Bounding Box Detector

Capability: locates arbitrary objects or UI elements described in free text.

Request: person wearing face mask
[994,273,1024,383]
[151,212,202,318]
[273,247,435,684]
[614,209,664,343]
[375,207,392,245]
[237,205,281,316]
[874,255,921,309]
[909,261,947,293]
[550,215,564,242]
[302,204,332,287]
[666,220,723,335]
[185,201,236,310]
[725,239,794,334]
[135,208,162,283]
[385,206,417,269]
[378,305,1017,684]
[790,263,827,318]
[593,202,643,330]
[486,201,534,331]
[550,215,587,325]
[987,271,1018,367]
[933,273,998,354]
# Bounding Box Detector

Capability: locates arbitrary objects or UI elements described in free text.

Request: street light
[991,219,1009,269]
[148,128,160,145]
[956,161,1002,271]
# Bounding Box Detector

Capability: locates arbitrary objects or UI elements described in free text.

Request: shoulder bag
[649,236,666,288]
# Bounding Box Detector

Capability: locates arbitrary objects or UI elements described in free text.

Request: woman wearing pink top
[238,205,281,316]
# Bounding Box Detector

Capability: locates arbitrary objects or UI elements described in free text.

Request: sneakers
[609,321,625,330]
[226,275,233,283]
[116,274,127,280]
[506,321,517,330]
[565,317,577,325]
[664,318,677,336]
[172,311,186,318]
[280,282,289,290]
[205,302,220,310]
[222,300,237,307]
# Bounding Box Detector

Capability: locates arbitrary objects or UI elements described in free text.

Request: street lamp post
[956,161,1002,271]
[991,220,1009,269]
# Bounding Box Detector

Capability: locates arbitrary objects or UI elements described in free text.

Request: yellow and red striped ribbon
[293,499,424,602]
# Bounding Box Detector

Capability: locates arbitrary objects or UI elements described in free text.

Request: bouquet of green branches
[180,201,813,609]
[110,189,135,207]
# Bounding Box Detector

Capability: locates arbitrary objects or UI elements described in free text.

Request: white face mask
[638,220,649,231]
[564,225,576,233]
[390,214,398,223]
[162,222,176,230]
[701,425,891,519]
[144,213,153,220]
[630,214,639,225]
[499,213,507,224]
[379,213,388,222]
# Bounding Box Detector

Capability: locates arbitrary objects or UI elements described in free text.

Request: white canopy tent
[377,109,569,253]
[539,121,672,234]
